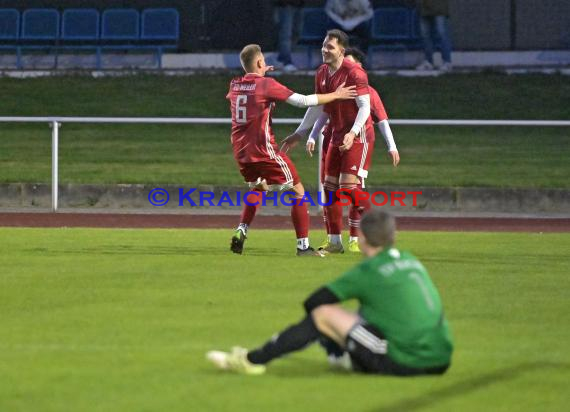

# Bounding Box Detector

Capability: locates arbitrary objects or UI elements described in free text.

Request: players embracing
[227,44,357,256]
[282,30,400,254]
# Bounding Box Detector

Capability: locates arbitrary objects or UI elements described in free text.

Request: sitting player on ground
[227,44,357,256]
[207,210,454,376]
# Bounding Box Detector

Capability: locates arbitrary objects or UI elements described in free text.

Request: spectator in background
[275,0,305,72]
[414,0,453,71]
[325,0,373,55]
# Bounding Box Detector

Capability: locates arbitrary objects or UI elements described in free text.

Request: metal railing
[1,116,569,211]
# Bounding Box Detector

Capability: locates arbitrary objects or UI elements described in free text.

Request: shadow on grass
[369,361,569,412]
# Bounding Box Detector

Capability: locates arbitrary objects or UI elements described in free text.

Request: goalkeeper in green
[207,210,453,375]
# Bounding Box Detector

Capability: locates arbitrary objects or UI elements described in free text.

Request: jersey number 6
[236,95,248,123]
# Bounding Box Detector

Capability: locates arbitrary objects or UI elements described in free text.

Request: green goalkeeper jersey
[327,247,453,368]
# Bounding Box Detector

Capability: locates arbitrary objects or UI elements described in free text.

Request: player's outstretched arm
[316,82,357,104]
[285,82,356,108]
[376,120,400,166]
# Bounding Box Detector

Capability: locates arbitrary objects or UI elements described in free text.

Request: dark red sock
[291,197,309,238]
[353,188,371,212]
[325,190,343,235]
[349,205,361,237]
[239,190,262,225]
[348,183,371,236]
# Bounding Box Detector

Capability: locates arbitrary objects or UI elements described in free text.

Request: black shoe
[230,229,246,254]
[296,246,325,257]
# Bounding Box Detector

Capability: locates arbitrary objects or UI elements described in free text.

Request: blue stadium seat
[371,8,411,41]
[299,8,330,41]
[298,8,330,68]
[100,8,175,70]
[368,7,422,66]
[62,9,99,40]
[22,8,60,39]
[0,9,19,40]
[101,9,139,40]
[141,8,179,40]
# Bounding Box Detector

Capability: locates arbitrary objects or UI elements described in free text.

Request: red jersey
[321,85,386,148]
[226,74,293,163]
[315,58,372,145]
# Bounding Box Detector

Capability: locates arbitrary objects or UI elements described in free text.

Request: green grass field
[1,228,568,411]
[0,74,568,187]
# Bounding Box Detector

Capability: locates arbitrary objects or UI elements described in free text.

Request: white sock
[297,238,309,250]
[349,236,358,242]
[237,223,248,234]
[330,234,342,245]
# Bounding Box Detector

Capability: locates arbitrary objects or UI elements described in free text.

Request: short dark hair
[240,44,262,72]
[345,47,366,65]
[360,210,396,248]
[325,29,349,49]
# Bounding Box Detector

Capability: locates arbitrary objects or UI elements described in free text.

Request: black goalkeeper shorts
[346,323,449,376]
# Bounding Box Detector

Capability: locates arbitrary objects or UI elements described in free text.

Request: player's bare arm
[389,150,400,166]
[339,131,356,152]
[306,139,315,157]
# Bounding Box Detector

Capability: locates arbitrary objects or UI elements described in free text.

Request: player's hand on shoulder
[334,82,357,100]
[306,138,315,157]
[389,150,400,167]
[280,133,302,153]
[339,132,356,152]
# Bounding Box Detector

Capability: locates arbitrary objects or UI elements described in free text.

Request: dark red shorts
[321,134,375,184]
[324,138,375,181]
[238,153,300,191]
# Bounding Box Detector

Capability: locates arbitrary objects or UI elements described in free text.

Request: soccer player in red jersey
[306,48,400,253]
[282,30,383,254]
[228,44,356,256]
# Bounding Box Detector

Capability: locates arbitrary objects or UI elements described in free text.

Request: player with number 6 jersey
[227,44,357,256]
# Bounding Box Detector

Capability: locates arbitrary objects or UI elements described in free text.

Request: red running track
[0,212,568,232]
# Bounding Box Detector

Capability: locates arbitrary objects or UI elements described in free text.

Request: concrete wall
[515,0,570,49]
[1,184,569,214]
[449,0,512,51]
